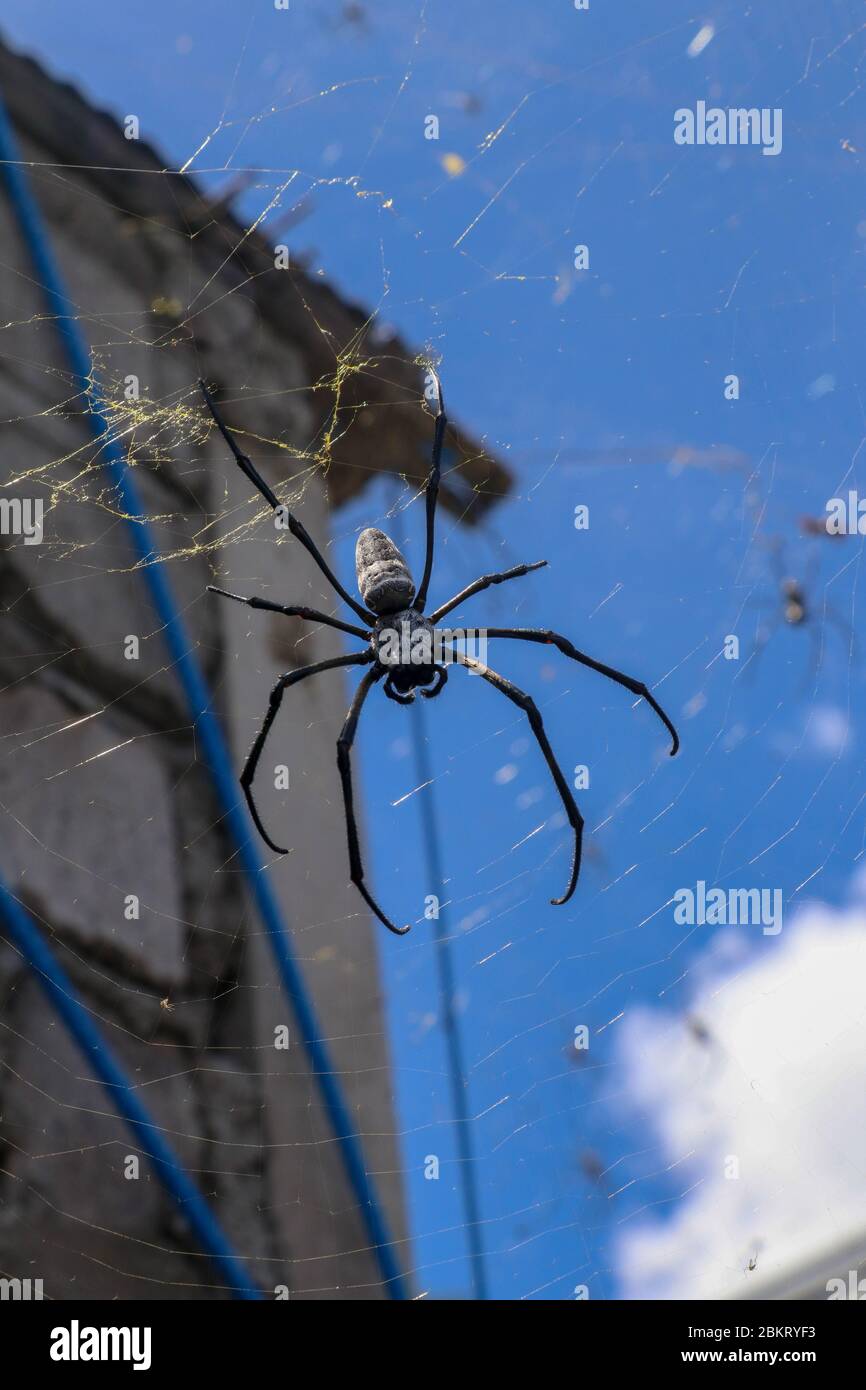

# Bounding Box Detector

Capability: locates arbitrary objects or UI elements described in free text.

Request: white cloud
[810,705,851,756]
[687,24,715,58]
[807,373,836,400]
[611,902,866,1298]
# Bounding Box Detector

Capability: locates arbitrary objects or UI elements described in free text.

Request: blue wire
[0,879,264,1298]
[392,492,488,1298]
[0,90,407,1300]
[409,705,489,1299]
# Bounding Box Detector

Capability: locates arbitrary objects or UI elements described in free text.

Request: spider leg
[200,380,374,624]
[482,628,680,756]
[742,612,782,683]
[337,666,411,936]
[803,544,821,595]
[454,650,583,905]
[429,561,548,624]
[742,597,775,611]
[241,651,374,853]
[766,536,789,586]
[797,602,857,691]
[825,602,857,658]
[412,367,446,613]
[208,584,370,641]
[802,620,824,693]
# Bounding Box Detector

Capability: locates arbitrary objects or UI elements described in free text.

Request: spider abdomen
[355,527,415,614]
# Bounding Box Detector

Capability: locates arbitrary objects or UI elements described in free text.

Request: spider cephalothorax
[201,371,680,936]
[372,604,446,702]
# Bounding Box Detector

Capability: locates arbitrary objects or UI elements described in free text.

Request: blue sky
[5,0,866,1298]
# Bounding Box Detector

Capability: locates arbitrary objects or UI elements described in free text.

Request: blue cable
[0,90,407,1299]
[0,879,263,1298]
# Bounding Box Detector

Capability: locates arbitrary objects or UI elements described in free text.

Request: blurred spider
[325,2,369,34]
[748,537,853,676]
[201,373,679,936]
[799,514,846,541]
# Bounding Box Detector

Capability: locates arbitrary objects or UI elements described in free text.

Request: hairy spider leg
[454,650,584,904]
[336,666,411,936]
[199,379,374,624]
[482,628,680,756]
[412,367,446,613]
[207,584,370,641]
[240,651,374,853]
[429,561,548,624]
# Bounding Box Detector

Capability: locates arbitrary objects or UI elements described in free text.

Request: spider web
[2,0,866,1302]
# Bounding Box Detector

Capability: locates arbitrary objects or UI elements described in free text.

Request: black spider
[201,373,680,936]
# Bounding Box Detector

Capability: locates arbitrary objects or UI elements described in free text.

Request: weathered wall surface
[0,120,406,1299]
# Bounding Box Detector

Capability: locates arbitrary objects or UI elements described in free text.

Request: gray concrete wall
[0,124,406,1299]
